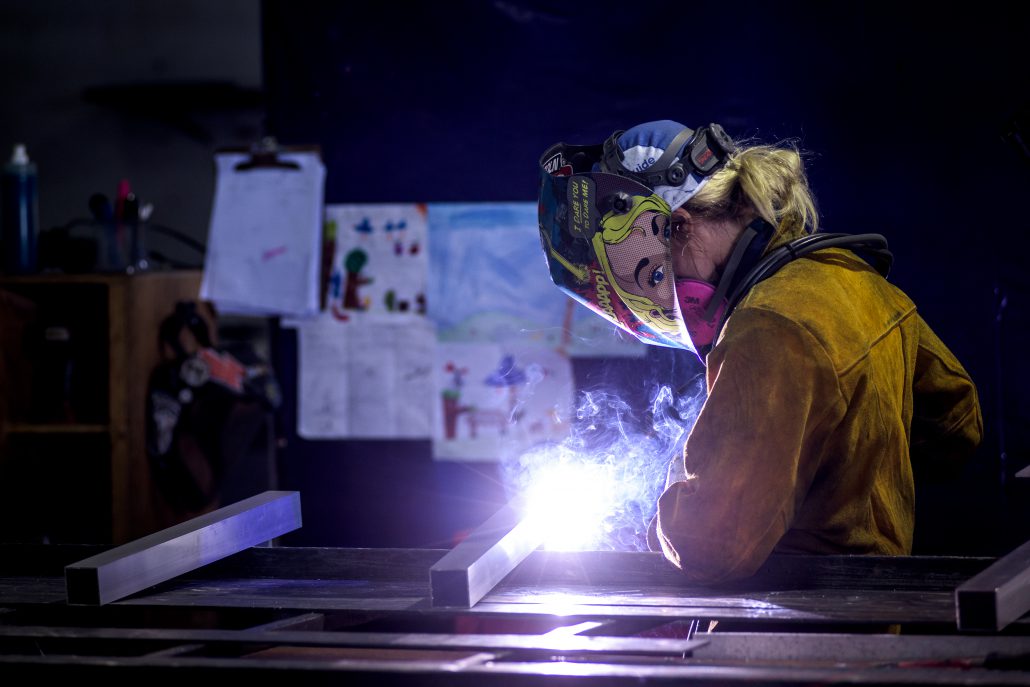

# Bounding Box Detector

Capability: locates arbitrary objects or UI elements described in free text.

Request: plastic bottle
[1,143,40,274]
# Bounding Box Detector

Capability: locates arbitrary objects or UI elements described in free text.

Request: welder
[537,120,982,584]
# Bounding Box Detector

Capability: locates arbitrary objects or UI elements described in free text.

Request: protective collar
[690,227,894,359]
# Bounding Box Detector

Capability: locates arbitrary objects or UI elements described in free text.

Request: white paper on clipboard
[200,151,325,317]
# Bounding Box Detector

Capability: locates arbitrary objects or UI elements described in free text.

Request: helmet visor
[538,142,694,352]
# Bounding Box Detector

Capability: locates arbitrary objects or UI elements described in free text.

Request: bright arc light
[523,462,616,551]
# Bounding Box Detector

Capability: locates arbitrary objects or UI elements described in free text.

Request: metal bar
[429,499,542,607]
[3,650,1030,684]
[200,545,442,581]
[245,612,326,632]
[691,632,1030,662]
[956,536,1030,631]
[508,550,991,592]
[65,491,302,605]
[141,644,205,658]
[0,626,707,657]
[15,543,985,590]
[541,621,609,637]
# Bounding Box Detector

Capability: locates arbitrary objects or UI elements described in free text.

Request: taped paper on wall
[295,311,434,439]
[201,151,325,317]
[324,204,428,319]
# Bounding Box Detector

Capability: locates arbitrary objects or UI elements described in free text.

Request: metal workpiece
[0,625,707,658]
[690,632,1030,663]
[956,536,1030,631]
[65,490,302,605]
[429,498,544,607]
[3,542,1030,683]
[0,628,1028,684]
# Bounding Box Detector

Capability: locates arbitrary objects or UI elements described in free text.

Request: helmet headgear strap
[601,124,734,188]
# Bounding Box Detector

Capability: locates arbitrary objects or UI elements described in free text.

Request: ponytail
[685,142,819,249]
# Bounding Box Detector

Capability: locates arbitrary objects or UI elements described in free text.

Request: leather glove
[649,452,688,553]
[647,512,662,551]
[665,452,688,490]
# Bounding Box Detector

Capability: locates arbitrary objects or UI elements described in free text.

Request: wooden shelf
[1,270,205,544]
[6,423,109,434]
[0,272,131,285]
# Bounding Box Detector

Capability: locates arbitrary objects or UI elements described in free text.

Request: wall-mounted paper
[427,202,642,357]
[324,204,428,319]
[427,202,585,460]
[433,342,574,462]
[295,311,434,439]
[201,152,324,317]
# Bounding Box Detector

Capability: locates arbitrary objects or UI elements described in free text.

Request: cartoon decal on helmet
[537,142,692,350]
[594,193,677,335]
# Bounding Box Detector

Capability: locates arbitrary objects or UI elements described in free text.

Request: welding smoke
[502,378,705,551]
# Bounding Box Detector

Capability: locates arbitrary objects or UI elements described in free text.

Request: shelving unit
[0,270,205,544]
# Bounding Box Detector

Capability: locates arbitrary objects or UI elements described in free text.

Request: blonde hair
[685,142,818,248]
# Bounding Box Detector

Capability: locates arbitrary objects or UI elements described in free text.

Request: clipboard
[230,136,313,171]
[200,138,326,318]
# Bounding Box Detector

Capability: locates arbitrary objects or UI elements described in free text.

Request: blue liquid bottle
[1,143,40,274]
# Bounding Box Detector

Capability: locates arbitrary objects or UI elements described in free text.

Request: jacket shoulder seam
[733,305,847,408]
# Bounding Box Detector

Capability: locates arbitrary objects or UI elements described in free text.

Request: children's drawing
[296,311,434,439]
[433,342,572,461]
[343,249,372,310]
[325,204,428,319]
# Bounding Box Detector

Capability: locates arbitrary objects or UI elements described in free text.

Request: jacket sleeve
[909,316,983,477]
[654,308,843,584]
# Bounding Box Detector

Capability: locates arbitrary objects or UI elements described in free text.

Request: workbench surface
[1,544,1028,685]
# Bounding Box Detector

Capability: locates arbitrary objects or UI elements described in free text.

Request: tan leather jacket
[654,248,982,584]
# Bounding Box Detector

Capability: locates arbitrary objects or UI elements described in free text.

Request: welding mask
[537,121,735,353]
[539,121,894,359]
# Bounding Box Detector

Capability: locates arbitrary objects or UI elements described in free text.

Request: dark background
[262,0,1029,556]
[3,1,1024,556]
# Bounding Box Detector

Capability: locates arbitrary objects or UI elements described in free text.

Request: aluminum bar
[429,498,541,607]
[0,625,707,657]
[65,491,302,605]
[956,536,1030,631]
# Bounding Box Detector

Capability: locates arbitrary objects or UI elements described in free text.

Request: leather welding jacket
[653,248,982,584]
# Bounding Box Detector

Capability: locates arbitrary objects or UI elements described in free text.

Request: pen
[114,178,130,222]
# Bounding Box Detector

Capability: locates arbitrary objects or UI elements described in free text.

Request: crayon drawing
[428,203,586,460]
[434,342,572,461]
[324,204,428,320]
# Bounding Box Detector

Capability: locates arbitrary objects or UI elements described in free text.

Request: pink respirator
[674,278,727,351]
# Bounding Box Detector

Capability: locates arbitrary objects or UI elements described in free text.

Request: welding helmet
[537,120,734,351]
